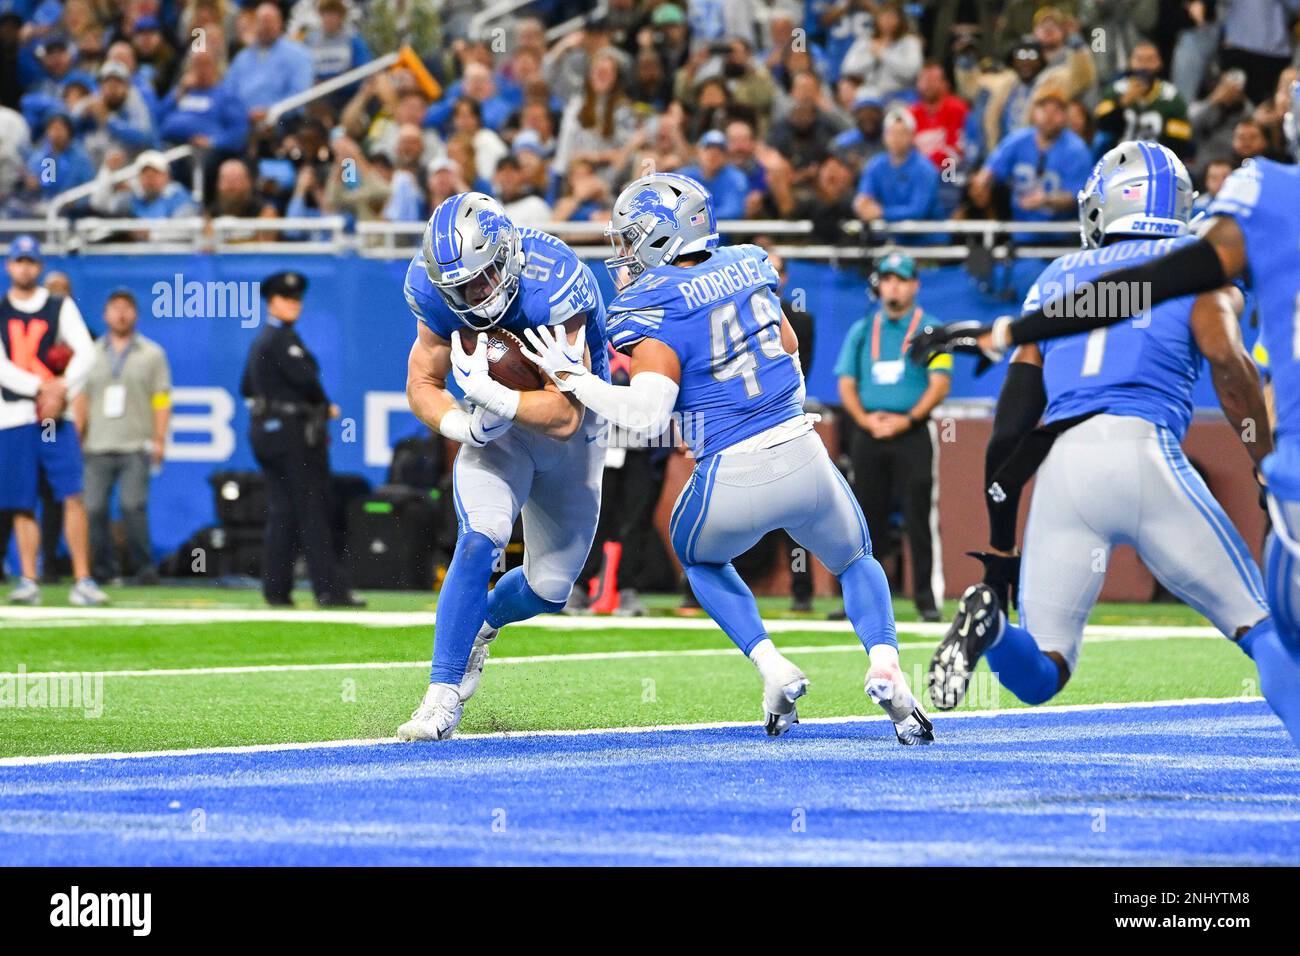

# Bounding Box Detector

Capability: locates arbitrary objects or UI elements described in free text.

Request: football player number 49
[709,289,788,399]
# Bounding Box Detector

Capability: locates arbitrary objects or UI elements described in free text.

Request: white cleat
[866,664,935,745]
[396,683,464,741]
[68,577,109,607]
[7,577,40,605]
[754,650,809,737]
[457,623,498,702]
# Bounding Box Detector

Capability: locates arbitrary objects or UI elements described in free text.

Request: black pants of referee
[848,420,941,614]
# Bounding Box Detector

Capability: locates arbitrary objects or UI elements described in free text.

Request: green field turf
[0,586,1256,759]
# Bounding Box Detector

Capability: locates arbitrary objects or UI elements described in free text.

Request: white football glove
[468,402,513,444]
[437,407,486,448]
[519,323,587,392]
[450,331,520,419]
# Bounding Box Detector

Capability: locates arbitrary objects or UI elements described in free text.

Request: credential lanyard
[107,338,135,380]
[870,307,923,363]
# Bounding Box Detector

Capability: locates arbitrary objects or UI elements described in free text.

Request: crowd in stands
[2,0,1298,239]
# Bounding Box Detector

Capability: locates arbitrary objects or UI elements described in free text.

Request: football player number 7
[709,289,788,398]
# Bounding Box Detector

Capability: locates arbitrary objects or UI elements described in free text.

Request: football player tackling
[520,173,933,744]
[397,193,610,741]
[917,139,1300,747]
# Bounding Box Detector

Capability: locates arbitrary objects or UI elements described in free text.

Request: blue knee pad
[985,622,1062,705]
[487,566,566,629]
[1238,617,1300,749]
[428,531,497,685]
[838,555,897,651]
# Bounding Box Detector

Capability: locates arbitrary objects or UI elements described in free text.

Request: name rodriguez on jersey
[674,255,771,309]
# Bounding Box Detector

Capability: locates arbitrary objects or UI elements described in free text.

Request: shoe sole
[928,585,999,712]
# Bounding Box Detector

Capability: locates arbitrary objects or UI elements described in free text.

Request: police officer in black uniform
[240,271,363,607]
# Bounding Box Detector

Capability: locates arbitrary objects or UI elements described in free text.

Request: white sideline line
[0,604,1224,638]
[0,697,1263,768]
[0,629,1220,681]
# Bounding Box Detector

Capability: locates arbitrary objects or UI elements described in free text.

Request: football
[44,343,73,375]
[457,327,547,392]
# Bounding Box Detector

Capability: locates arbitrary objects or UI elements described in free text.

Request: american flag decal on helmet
[689,212,707,226]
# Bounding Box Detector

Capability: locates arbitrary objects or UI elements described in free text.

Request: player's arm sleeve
[1002,238,1227,347]
[985,356,1046,552]
[569,369,679,441]
[58,296,96,396]
[607,302,668,354]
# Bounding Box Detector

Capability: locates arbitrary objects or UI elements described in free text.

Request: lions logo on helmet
[477,208,511,243]
[1077,141,1195,249]
[605,173,718,289]
[626,188,685,228]
[422,192,523,330]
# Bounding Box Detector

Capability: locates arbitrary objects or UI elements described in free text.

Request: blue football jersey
[1023,235,1204,438]
[1208,158,1300,498]
[606,244,804,459]
[404,226,610,382]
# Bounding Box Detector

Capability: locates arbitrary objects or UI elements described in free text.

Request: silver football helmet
[1077,141,1195,249]
[1285,79,1300,164]
[605,173,718,289]
[422,191,523,330]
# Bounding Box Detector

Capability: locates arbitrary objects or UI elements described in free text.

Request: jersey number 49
[710,288,788,399]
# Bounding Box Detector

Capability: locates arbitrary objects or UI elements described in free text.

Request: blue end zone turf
[2,701,1298,866]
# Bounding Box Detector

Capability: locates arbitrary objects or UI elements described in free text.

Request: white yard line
[0,603,1222,638]
[0,629,1220,681]
[0,697,1263,768]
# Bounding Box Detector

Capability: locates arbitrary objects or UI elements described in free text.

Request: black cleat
[929,584,1003,711]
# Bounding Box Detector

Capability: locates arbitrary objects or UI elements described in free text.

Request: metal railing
[46,144,200,221]
[3,215,1080,260]
[468,0,608,42]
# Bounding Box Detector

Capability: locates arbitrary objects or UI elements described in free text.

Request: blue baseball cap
[698,129,727,149]
[876,251,916,280]
[7,235,42,264]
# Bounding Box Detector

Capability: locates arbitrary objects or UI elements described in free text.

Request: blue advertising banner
[9,252,1243,563]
